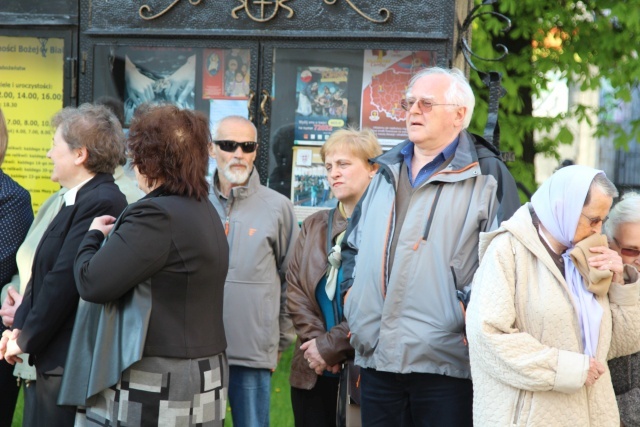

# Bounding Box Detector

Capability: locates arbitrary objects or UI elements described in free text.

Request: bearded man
[208,116,298,427]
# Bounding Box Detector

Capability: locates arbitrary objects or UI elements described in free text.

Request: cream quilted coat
[467,205,640,426]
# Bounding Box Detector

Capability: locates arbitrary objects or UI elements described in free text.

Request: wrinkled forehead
[406,74,451,99]
[216,121,257,141]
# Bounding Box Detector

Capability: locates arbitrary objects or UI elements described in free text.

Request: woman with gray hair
[467,165,640,426]
[605,192,640,427]
[0,103,127,427]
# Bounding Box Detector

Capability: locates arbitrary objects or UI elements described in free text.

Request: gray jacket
[342,131,519,378]
[209,169,298,369]
[610,353,640,426]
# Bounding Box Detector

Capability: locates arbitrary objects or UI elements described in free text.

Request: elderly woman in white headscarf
[467,165,640,427]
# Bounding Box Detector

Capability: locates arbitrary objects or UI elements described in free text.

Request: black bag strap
[326,207,337,254]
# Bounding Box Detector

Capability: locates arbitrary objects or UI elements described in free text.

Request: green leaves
[469,0,640,195]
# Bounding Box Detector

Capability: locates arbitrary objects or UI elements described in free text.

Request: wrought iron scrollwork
[323,0,390,24]
[139,0,202,21]
[459,0,511,151]
[247,90,255,122]
[260,90,271,125]
[231,0,294,22]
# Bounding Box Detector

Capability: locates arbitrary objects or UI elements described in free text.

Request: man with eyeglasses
[340,67,520,426]
[604,192,640,427]
[208,115,298,427]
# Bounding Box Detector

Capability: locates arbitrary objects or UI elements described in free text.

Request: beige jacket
[467,205,640,426]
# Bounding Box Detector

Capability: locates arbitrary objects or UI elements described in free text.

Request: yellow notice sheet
[0,36,64,211]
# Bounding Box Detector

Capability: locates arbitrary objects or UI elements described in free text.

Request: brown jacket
[286,208,354,390]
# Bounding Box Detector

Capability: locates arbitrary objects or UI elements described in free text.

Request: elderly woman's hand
[589,246,624,284]
[0,329,23,365]
[584,357,606,387]
[89,215,117,237]
[301,338,329,375]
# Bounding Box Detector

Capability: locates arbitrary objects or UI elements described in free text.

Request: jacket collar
[482,203,567,288]
[75,173,115,203]
[374,130,483,187]
[330,205,348,241]
[212,167,261,201]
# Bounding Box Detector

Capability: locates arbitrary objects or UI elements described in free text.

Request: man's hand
[584,357,606,387]
[271,352,283,373]
[0,286,22,327]
[301,339,329,375]
[90,215,117,237]
[0,329,23,365]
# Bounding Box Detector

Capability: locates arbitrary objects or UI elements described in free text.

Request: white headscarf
[530,165,605,357]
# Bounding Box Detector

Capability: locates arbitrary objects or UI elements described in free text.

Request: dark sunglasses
[580,212,607,228]
[214,140,258,153]
[613,236,640,258]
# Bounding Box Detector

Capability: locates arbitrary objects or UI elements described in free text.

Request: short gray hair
[604,192,640,240]
[584,172,618,206]
[214,115,257,141]
[51,103,124,175]
[406,67,475,129]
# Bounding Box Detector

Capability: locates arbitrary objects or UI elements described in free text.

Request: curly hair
[128,105,210,199]
[51,103,125,174]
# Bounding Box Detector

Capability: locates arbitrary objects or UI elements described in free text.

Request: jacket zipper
[420,184,444,242]
[224,197,235,236]
[511,389,525,426]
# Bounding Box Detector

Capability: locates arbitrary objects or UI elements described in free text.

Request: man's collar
[401,135,460,162]
[212,167,259,200]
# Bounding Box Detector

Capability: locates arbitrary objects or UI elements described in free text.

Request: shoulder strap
[326,207,337,254]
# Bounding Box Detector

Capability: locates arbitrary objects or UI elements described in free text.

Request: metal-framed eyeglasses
[214,140,258,153]
[580,212,607,228]
[400,98,460,113]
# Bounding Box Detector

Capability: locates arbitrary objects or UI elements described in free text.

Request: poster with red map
[360,50,436,147]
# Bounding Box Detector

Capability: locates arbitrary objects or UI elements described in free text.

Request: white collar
[63,176,93,206]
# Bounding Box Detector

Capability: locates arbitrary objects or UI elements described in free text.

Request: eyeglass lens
[400,99,433,112]
[614,237,640,257]
[581,213,606,227]
[621,247,640,257]
[215,140,258,153]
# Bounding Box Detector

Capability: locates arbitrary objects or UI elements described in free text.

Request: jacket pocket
[511,389,530,426]
[442,268,465,333]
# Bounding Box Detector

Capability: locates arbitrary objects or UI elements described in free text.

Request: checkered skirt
[75,353,228,427]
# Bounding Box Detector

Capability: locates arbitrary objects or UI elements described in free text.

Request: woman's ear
[369,163,380,178]
[74,146,89,166]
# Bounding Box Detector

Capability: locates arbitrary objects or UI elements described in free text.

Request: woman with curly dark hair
[62,104,229,426]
